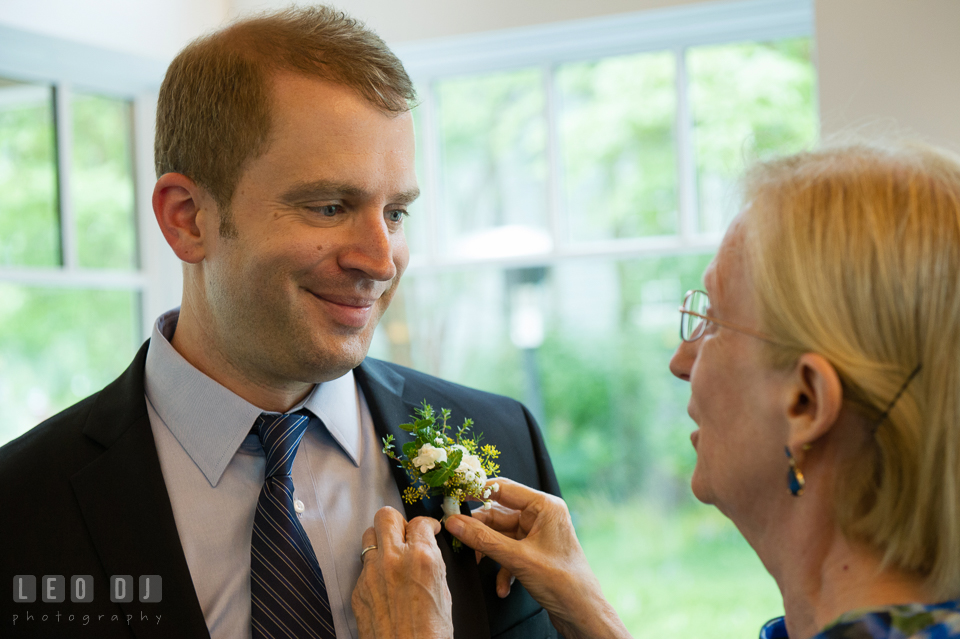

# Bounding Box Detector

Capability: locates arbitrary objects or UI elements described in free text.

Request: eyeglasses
[679,289,779,344]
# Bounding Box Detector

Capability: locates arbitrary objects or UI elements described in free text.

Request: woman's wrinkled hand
[352,507,453,639]
[444,478,631,639]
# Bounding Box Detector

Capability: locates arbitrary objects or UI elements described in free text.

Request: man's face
[195,73,417,390]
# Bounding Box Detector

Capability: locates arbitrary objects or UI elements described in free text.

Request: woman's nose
[669,338,698,381]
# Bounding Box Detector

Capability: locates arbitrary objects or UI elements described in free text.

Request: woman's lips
[690,429,700,449]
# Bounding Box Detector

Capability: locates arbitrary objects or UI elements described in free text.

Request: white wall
[0,0,229,62]
[228,0,960,153]
[2,0,957,152]
[815,0,960,151]
[229,0,705,44]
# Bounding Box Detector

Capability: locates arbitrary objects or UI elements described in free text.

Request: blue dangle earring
[785,446,805,496]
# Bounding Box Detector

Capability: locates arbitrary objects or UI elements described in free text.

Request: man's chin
[298,337,372,382]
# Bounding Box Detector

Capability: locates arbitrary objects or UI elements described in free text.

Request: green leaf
[445,449,463,470]
[402,441,420,459]
[398,422,416,432]
[423,465,454,487]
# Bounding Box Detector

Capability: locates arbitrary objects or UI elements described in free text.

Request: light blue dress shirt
[143,309,405,639]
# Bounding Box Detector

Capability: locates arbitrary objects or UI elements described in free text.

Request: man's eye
[310,205,340,217]
[386,209,407,223]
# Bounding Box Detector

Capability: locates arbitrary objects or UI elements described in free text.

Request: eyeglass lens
[681,290,709,341]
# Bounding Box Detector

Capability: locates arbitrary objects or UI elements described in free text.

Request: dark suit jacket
[0,341,562,639]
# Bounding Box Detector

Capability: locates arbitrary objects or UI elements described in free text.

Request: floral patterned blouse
[760,601,960,638]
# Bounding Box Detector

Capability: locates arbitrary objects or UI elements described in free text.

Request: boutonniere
[382,401,500,548]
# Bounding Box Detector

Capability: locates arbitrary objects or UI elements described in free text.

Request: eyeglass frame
[678,289,781,345]
[679,290,922,429]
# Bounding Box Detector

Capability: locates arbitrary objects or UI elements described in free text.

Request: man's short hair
[154,6,416,226]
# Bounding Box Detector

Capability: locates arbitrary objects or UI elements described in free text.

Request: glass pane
[72,92,137,269]
[0,78,59,267]
[557,52,678,242]
[0,285,141,445]
[406,105,428,258]
[375,254,782,637]
[435,69,550,259]
[688,38,818,234]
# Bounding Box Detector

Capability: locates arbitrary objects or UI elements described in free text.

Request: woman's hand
[444,478,631,639]
[352,507,453,639]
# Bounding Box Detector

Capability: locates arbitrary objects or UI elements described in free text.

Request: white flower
[483,500,493,510]
[412,443,447,473]
[491,483,500,493]
[483,487,492,499]
[458,453,483,475]
[434,436,445,446]
[455,452,486,488]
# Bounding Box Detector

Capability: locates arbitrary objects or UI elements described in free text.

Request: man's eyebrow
[280,180,420,205]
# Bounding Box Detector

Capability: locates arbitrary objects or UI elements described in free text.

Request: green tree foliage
[436,69,548,243]
[376,36,816,636]
[558,52,678,240]
[0,286,139,442]
[72,93,137,269]
[0,81,59,266]
[690,38,818,231]
[0,84,141,444]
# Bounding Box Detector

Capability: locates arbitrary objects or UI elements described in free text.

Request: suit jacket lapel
[355,359,491,639]
[70,341,210,639]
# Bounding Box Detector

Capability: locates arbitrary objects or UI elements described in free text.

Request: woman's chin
[689,469,715,505]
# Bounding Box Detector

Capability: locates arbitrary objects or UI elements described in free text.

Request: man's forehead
[267,70,411,120]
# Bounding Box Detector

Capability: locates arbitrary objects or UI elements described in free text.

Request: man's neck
[170,304,314,413]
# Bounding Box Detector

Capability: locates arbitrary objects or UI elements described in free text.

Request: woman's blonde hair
[742,141,960,598]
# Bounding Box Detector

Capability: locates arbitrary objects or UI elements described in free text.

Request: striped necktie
[251,412,337,639]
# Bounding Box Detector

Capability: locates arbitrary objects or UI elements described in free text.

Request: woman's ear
[785,352,843,451]
[152,172,217,264]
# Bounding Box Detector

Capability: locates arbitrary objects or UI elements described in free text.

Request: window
[0,27,172,444]
[373,0,817,635]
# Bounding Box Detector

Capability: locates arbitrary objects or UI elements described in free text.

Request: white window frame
[0,24,181,340]
[393,0,814,273]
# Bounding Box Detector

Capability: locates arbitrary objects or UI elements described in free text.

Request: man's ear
[784,352,843,451]
[153,172,216,264]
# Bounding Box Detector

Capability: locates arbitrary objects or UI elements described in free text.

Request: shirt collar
[144,309,362,487]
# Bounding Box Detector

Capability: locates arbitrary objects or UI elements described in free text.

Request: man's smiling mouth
[305,290,379,328]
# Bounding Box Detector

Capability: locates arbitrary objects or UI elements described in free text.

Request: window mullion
[675,47,698,244]
[420,81,442,264]
[53,82,78,270]
[542,63,564,256]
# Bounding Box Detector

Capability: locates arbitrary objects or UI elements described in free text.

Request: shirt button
[294,499,305,514]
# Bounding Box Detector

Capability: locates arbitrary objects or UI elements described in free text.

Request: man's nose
[669,338,698,381]
[338,209,400,282]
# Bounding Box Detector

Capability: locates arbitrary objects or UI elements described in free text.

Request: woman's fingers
[445,513,518,566]
[496,567,515,599]
[373,506,407,550]
[471,502,523,537]
[406,515,442,540]
[360,526,378,564]
[353,509,454,639]
[482,477,545,512]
